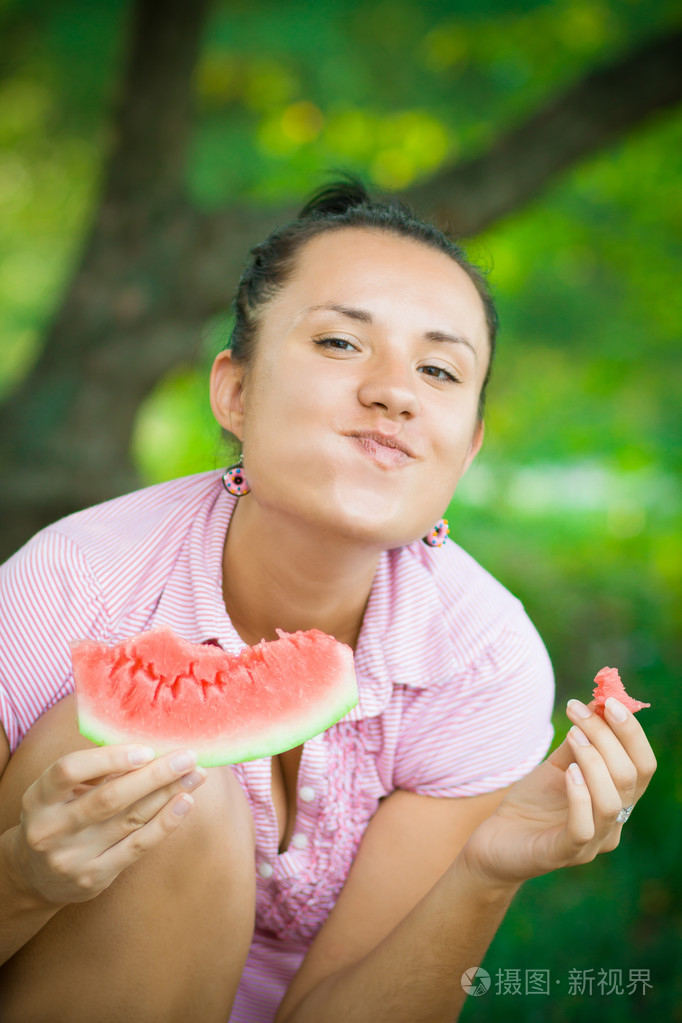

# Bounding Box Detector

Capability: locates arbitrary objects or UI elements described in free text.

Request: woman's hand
[7,745,207,906]
[462,696,657,887]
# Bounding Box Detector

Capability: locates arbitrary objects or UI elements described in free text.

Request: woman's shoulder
[1,470,226,631]
[5,470,224,575]
[49,469,224,549]
[389,537,545,673]
[399,536,525,621]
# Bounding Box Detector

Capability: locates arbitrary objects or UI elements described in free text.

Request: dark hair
[228,173,498,419]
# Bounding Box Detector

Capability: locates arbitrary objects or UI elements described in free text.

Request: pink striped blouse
[0,470,554,1021]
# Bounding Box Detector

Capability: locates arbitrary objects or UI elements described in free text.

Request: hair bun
[298,172,370,219]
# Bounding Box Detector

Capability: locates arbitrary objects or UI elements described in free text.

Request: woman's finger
[35,744,157,806]
[563,762,597,851]
[95,767,207,849]
[565,711,638,806]
[601,698,658,793]
[566,697,656,801]
[88,793,199,888]
[61,750,203,833]
[566,726,633,841]
[32,792,199,903]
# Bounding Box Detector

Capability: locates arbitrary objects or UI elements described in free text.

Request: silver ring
[616,804,634,824]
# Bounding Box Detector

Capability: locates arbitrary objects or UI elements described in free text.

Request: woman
[0,178,656,1022]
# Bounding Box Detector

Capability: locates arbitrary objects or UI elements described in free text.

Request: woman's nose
[356,354,420,419]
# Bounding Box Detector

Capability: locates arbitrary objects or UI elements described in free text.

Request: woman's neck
[221,496,382,650]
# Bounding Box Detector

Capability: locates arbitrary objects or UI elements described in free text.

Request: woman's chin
[320,506,425,550]
[246,478,436,549]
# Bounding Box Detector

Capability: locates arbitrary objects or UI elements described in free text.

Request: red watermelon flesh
[588,666,651,718]
[71,626,358,766]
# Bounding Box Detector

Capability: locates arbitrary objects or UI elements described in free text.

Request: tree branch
[162,26,682,327]
[406,26,682,235]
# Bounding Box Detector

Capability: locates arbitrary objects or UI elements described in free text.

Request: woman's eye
[420,364,459,383]
[314,336,358,352]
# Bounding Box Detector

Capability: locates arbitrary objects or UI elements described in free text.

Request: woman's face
[211,227,489,548]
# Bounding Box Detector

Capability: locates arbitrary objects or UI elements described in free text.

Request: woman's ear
[463,418,485,473]
[210,350,246,439]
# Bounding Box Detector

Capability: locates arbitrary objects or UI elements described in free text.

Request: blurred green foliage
[1,0,680,1017]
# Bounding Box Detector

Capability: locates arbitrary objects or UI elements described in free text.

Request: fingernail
[567,699,591,720]
[128,746,155,765]
[605,697,628,722]
[568,762,585,785]
[569,725,591,747]
[173,794,193,816]
[170,751,197,772]
[181,768,207,790]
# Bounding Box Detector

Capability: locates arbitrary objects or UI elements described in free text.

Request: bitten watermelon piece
[71,626,358,766]
[588,666,651,718]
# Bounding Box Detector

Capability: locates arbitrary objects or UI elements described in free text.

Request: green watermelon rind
[76,684,358,767]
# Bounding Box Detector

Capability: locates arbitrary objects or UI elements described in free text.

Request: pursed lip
[345,430,417,459]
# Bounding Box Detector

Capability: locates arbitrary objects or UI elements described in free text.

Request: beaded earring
[422,518,449,547]
[222,455,250,496]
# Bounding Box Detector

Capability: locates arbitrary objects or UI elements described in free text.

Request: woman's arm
[276,789,518,1023]
[275,697,656,1023]
[0,727,65,964]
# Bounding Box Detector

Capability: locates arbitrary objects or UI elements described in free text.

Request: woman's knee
[0,694,257,1022]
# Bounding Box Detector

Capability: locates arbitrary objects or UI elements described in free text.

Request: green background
[1,0,680,1017]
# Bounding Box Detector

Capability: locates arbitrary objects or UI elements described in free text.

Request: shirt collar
[345,542,456,720]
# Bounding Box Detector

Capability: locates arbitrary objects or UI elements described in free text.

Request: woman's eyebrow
[422,331,478,363]
[300,303,478,362]
[301,303,372,324]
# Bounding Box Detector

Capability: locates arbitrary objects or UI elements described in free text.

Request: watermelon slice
[71,626,358,766]
[588,666,651,718]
